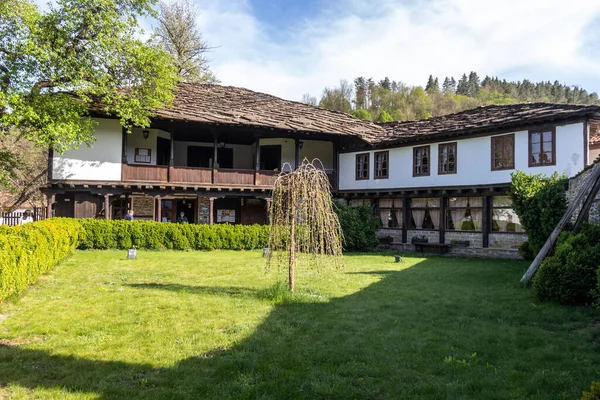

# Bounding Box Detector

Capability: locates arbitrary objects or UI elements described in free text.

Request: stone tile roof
[378,103,600,146]
[152,83,386,142]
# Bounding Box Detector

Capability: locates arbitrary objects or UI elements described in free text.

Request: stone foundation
[567,166,600,224]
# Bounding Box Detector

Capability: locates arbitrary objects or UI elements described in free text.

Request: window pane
[531,143,541,155]
[493,196,512,207]
[542,152,552,163]
[531,132,541,144]
[543,131,553,141]
[492,208,523,232]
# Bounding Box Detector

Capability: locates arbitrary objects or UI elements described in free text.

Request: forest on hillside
[302,72,600,122]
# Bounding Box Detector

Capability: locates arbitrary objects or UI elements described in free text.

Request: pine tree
[456,74,469,95]
[467,71,480,96]
[425,75,435,93]
[442,77,452,93]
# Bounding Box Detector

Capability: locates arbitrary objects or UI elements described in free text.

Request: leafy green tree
[155,0,216,83]
[376,110,394,123]
[0,0,179,158]
[351,109,372,120]
[319,79,353,113]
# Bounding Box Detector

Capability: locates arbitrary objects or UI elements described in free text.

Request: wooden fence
[1,208,48,226]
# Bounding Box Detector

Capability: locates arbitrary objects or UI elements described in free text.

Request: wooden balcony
[120,164,337,190]
[122,164,168,182]
[170,166,212,184]
[256,170,279,186]
[214,168,254,185]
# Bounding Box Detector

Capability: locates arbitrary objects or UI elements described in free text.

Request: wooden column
[332,141,339,191]
[211,129,219,184]
[168,131,174,182]
[46,194,53,219]
[209,197,215,225]
[47,148,54,181]
[104,194,111,220]
[254,138,260,185]
[156,196,162,222]
[402,197,410,244]
[439,196,446,244]
[483,195,491,248]
[294,139,300,170]
[122,128,128,164]
[265,197,272,224]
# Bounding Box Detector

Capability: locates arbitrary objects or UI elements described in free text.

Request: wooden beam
[104,194,110,220]
[521,163,600,284]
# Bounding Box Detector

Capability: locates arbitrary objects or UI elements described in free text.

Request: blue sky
[36,0,600,101]
[188,0,600,101]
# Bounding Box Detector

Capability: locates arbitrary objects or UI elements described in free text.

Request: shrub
[334,204,380,251]
[0,218,84,301]
[583,382,600,400]
[519,241,534,260]
[533,224,600,304]
[77,219,270,251]
[510,171,567,255]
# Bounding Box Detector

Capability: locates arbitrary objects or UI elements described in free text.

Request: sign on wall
[198,198,210,224]
[217,209,235,223]
[132,196,155,221]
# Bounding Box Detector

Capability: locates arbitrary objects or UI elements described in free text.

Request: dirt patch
[0,335,45,347]
[0,314,7,323]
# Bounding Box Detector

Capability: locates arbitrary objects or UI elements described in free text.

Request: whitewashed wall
[126,128,170,166]
[52,118,122,181]
[339,122,586,190]
[173,141,254,169]
[298,140,334,170]
[259,138,295,171]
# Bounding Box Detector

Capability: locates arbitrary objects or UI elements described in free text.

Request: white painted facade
[52,118,123,181]
[126,128,170,166]
[339,122,587,191]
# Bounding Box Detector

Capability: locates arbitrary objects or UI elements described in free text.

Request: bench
[413,242,452,254]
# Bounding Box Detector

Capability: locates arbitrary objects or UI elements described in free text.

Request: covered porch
[121,123,337,188]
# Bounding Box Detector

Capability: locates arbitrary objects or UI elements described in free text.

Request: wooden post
[439,196,445,244]
[156,196,162,222]
[521,163,600,284]
[211,129,219,184]
[294,139,300,170]
[332,141,339,191]
[168,131,174,182]
[104,194,111,220]
[46,195,53,219]
[47,148,54,181]
[402,197,410,243]
[209,197,215,225]
[122,128,128,164]
[482,195,490,248]
[254,138,260,185]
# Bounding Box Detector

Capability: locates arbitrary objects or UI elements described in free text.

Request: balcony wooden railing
[214,168,254,185]
[121,164,337,189]
[256,170,279,186]
[122,164,168,182]
[170,166,212,184]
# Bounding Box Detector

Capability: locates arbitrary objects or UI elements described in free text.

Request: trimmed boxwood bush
[533,224,600,304]
[77,219,270,251]
[0,218,84,301]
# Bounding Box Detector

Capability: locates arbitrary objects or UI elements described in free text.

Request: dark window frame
[490,134,515,171]
[413,145,431,177]
[376,198,403,229]
[445,196,483,232]
[528,128,556,167]
[374,151,389,179]
[438,142,457,175]
[355,153,370,180]
[134,148,152,164]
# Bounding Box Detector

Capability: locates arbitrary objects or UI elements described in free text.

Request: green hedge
[0,218,84,301]
[77,219,270,251]
[533,224,600,304]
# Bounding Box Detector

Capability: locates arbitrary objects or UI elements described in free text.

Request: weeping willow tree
[267,160,343,292]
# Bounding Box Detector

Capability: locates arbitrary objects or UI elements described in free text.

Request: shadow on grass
[126,283,262,298]
[0,258,596,399]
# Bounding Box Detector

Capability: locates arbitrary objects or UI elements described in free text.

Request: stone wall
[445,231,483,248]
[488,232,527,249]
[566,166,600,224]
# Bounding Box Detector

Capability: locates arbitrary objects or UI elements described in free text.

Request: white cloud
[169,0,600,100]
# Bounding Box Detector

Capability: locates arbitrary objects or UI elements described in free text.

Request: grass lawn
[0,251,599,399]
